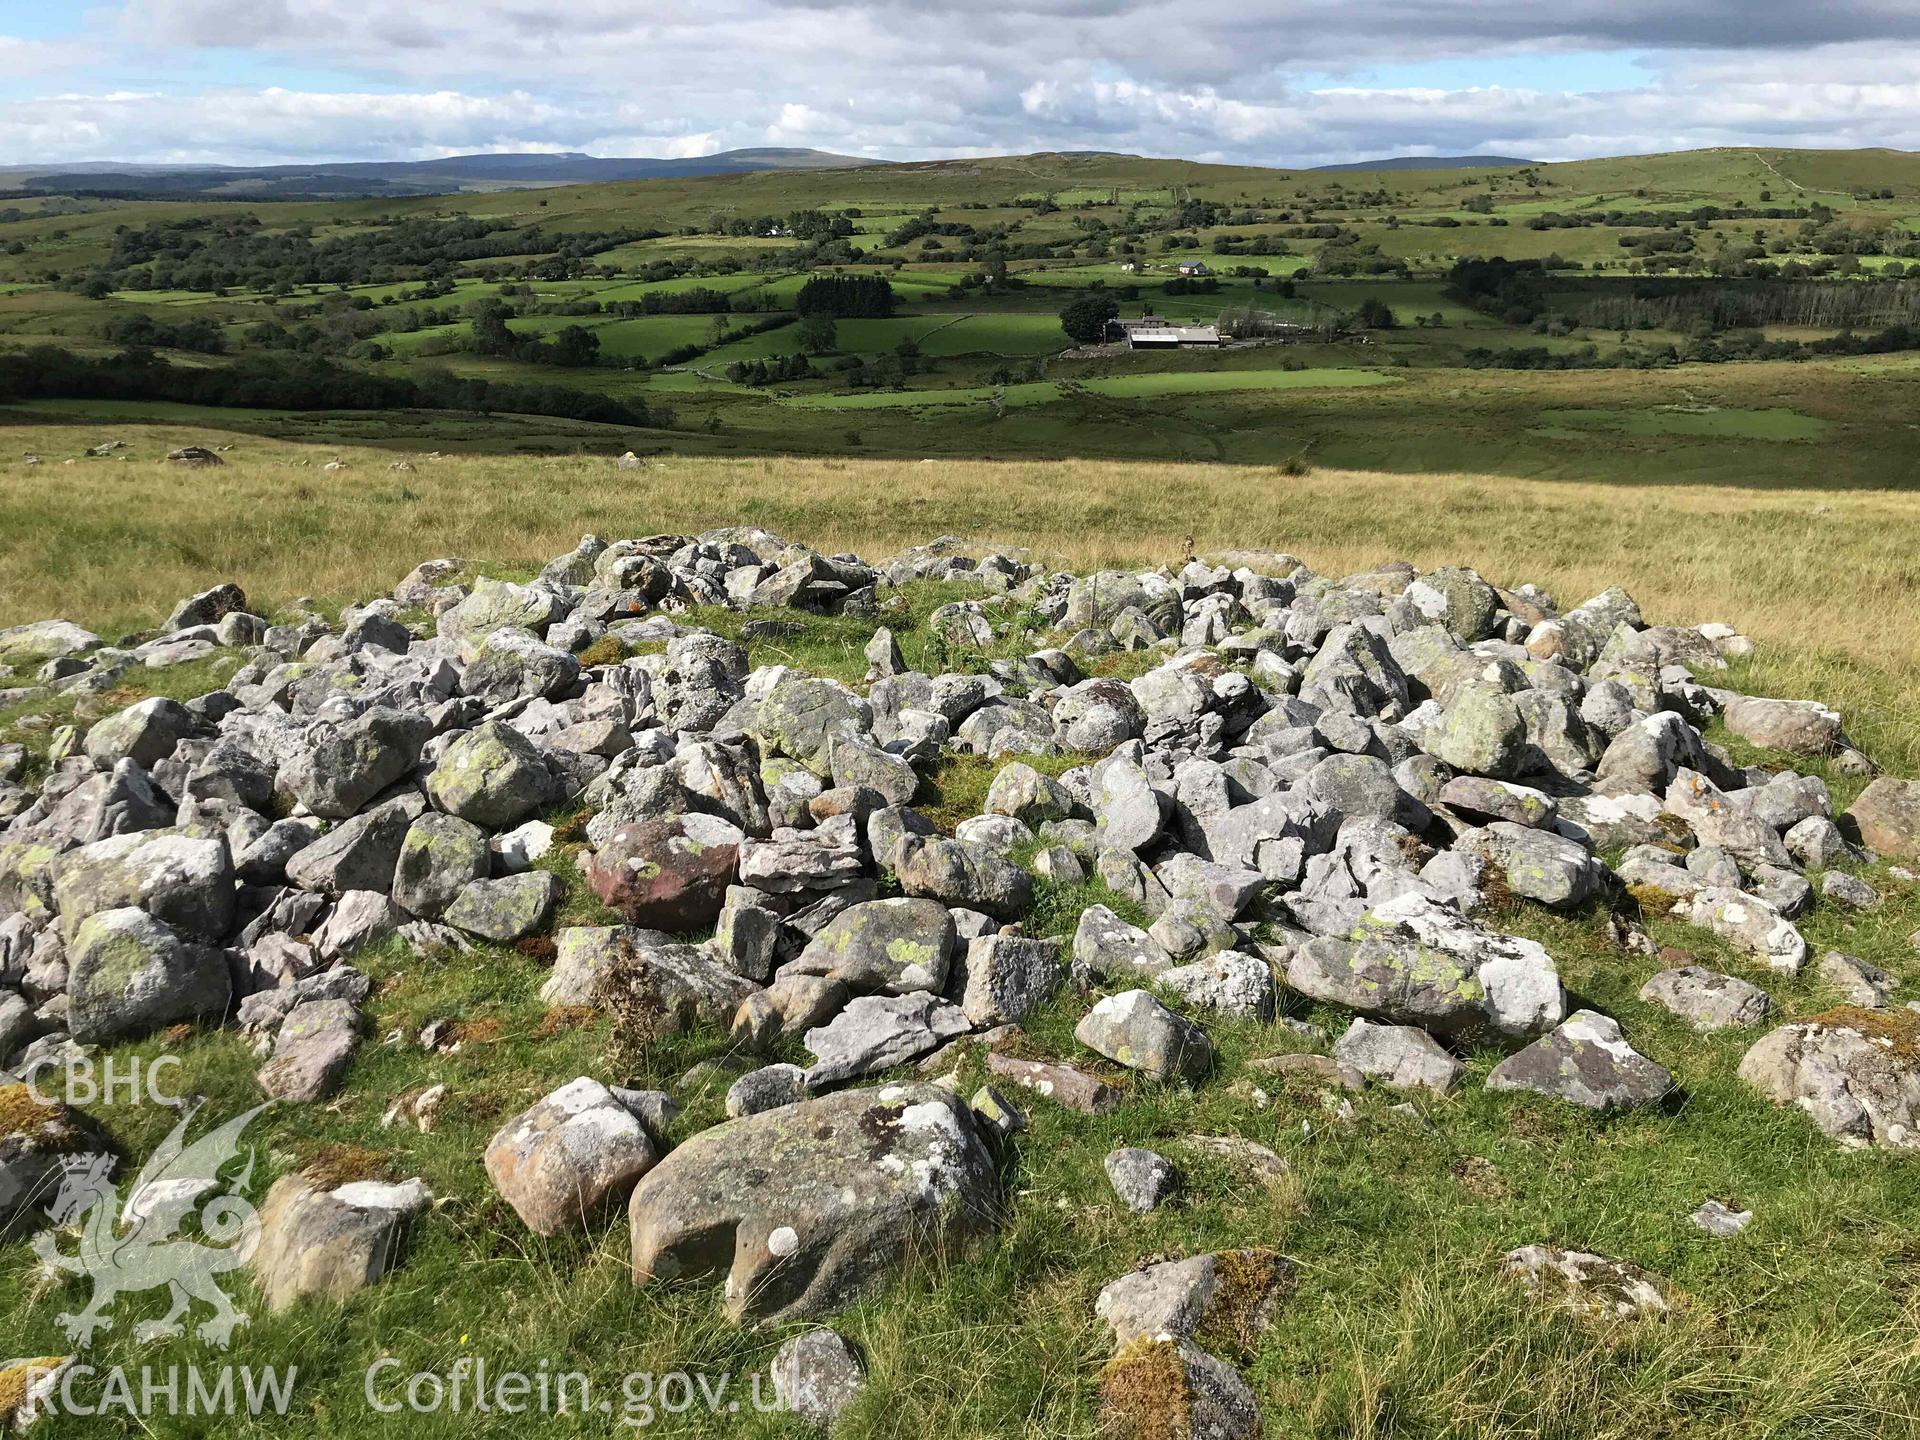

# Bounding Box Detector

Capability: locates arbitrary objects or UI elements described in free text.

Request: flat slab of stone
[1638,966,1772,1032]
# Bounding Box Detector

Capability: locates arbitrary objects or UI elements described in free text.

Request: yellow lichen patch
[1098,1337,1193,1440]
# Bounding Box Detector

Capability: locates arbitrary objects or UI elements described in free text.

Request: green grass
[1533,405,1832,441]
[1076,369,1396,398]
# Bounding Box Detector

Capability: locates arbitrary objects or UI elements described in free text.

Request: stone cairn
[4,527,1917,1434]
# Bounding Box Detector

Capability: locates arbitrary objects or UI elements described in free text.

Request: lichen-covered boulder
[1076,990,1212,1083]
[1285,893,1565,1040]
[444,871,563,943]
[67,908,230,1043]
[281,707,431,819]
[1738,1012,1920,1148]
[627,1083,997,1322]
[391,813,489,920]
[485,1077,662,1235]
[1722,696,1842,756]
[52,830,234,943]
[252,1174,433,1312]
[1487,1010,1674,1111]
[426,722,556,830]
[781,897,954,996]
[894,835,1031,920]
[1845,777,1920,860]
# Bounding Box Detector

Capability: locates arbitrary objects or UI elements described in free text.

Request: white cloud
[6,6,1920,166]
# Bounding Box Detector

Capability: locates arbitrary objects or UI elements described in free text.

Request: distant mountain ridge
[0,148,883,199]
[1311,154,1537,173]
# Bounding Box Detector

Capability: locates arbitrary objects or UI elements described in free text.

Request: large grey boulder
[541,926,755,1020]
[285,796,421,896]
[955,933,1063,1026]
[1095,759,1164,853]
[436,576,560,644]
[444,872,562,943]
[67,908,230,1043]
[1739,1017,1920,1148]
[282,707,431,819]
[627,1084,997,1321]
[985,762,1075,827]
[1664,768,1790,871]
[1845,777,1920,860]
[52,830,234,943]
[0,619,100,667]
[1595,712,1709,796]
[1052,678,1145,752]
[1076,990,1212,1083]
[461,627,581,706]
[1722,696,1842,756]
[1420,684,1525,779]
[1158,953,1273,1019]
[1285,893,1565,1040]
[783,897,954,995]
[485,1077,662,1235]
[257,998,362,1102]
[426,722,556,829]
[1468,822,1603,909]
[749,674,869,776]
[391,813,489,920]
[1684,888,1806,973]
[82,697,203,770]
[894,836,1031,920]
[1072,904,1174,984]
[252,1174,433,1312]
[1487,1010,1673,1111]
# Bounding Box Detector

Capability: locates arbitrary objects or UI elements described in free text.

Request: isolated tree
[798,314,839,354]
[469,298,514,355]
[549,325,600,367]
[1059,293,1120,344]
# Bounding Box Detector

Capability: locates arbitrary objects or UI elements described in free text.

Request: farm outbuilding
[1126,325,1222,349]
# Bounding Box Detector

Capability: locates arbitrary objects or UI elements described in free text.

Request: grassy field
[1,438,1918,1434]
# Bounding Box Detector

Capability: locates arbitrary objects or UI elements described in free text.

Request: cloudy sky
[4,1,1920,168]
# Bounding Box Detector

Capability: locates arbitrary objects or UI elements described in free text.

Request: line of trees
[795,275,895,318]
[0,345,650,426]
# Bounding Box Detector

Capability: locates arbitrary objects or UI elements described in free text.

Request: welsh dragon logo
[33,1102,271,1348]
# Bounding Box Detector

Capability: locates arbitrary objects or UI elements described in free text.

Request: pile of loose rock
[4,527,1919,1433]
